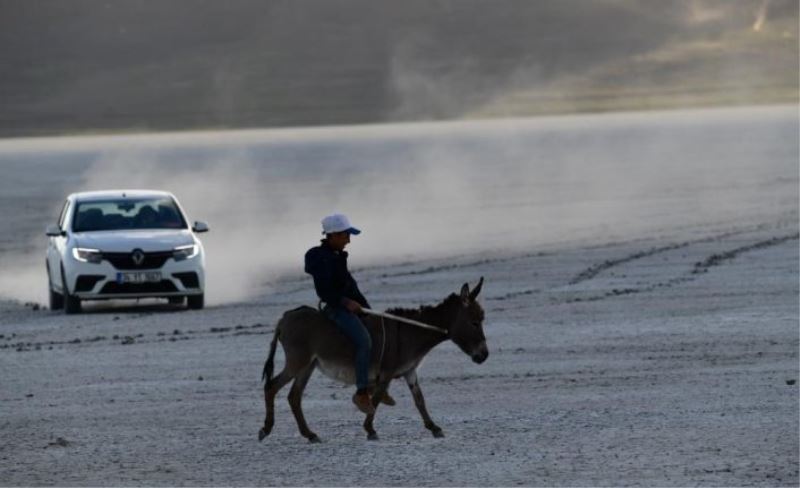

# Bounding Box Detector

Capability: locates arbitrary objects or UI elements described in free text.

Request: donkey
[259,277,487,442]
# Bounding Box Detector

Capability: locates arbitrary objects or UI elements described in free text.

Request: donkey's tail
[261,325,281,388]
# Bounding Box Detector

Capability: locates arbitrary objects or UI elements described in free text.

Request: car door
[47,198,70,290]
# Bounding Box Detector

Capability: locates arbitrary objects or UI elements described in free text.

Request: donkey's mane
[386,293,461,319]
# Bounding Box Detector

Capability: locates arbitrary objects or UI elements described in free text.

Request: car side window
[58,200,70,229]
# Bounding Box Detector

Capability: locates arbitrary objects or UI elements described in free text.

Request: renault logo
[131,249,145,267]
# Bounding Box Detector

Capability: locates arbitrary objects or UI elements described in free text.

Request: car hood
[73,230,195,253]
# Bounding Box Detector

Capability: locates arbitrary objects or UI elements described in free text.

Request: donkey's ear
[460,283,470,303]
[469,276,484,301]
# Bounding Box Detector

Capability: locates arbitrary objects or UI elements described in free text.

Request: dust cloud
[0,105,796,306]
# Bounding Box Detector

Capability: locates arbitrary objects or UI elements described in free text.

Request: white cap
[321,213,361,235]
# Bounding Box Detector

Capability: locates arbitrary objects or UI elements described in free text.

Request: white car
[45,190,208,313]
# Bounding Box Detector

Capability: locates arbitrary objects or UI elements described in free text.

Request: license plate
[117,272,161,284]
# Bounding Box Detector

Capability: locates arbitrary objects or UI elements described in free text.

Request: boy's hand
[343,298,362,314]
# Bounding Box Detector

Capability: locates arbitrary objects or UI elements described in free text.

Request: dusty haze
[0,105,796,305]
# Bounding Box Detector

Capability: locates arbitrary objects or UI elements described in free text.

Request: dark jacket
[304,241,370,309]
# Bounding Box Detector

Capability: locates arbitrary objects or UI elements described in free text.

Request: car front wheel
[49,280,64,311]
[61,266,82,314]
[47,264,64,311]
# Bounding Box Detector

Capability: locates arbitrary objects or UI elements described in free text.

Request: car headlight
[72,247,103,264]
[173,244,199,261]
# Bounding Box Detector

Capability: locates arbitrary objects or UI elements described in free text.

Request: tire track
[564,232,799,303]
[0,322,273,353]
[569,224,779,286]
[691,233,799,274]
[378,251,551,279]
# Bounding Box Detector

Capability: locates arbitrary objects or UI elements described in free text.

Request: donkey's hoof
[258,427,269,442]
[367,432,379,441]
[308,434,321,444]
[432,429,445,438]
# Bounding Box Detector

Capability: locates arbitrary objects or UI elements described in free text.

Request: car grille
[101,251,173,270]
[173,272,200,289]
[99,281,178,294]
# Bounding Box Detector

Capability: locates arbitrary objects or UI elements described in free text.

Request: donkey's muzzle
[472,352,488,364]
[471,343,489,364]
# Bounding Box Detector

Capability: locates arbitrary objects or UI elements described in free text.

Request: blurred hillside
[0,0,796,137]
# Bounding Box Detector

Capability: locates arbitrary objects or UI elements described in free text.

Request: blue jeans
[324,305,372,390]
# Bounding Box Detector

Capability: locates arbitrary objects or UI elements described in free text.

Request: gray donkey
[259,277,488,442]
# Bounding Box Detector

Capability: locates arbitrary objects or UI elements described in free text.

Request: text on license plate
[117,272,162,284]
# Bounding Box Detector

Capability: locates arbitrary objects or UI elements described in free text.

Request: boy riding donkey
[304,213,395,414]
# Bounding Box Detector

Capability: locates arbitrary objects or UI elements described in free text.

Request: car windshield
[72,197,187,232]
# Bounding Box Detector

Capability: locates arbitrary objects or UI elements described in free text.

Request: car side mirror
[192,221,209,233]
[45,224,65,237]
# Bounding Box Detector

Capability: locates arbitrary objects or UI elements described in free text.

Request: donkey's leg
[259,370,294,441]
[288,361,321,443]
[404,370,444,438]
[363,379,391,441]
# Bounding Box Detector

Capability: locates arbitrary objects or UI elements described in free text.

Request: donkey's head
[448,277,488,364]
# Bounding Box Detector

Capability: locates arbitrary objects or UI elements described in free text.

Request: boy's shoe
[378,390,396,406]
[352,391,375,414]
